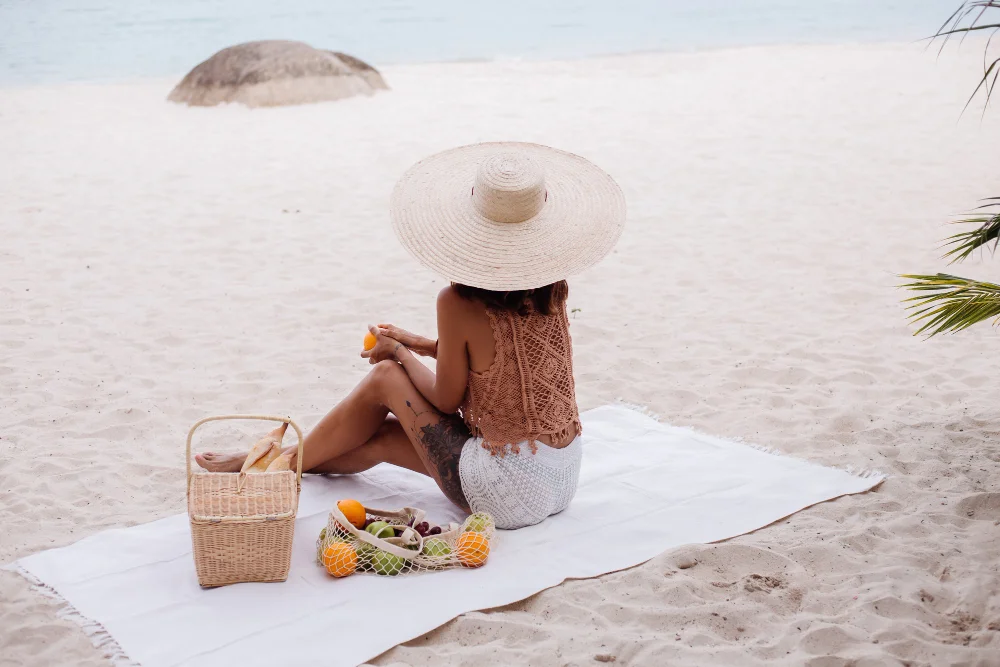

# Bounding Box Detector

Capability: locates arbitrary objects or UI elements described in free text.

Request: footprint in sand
[673,543,801,583]
[742,573,783,593]
[955,493,1000,521]
[800,626,864,656]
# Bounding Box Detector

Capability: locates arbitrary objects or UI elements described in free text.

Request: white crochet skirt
[458,435,583,530]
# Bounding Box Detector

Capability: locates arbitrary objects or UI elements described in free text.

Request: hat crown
[472,153,546,224]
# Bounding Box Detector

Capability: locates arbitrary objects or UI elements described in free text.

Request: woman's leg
[196,415,421,474]
[298,361,472,510]
[307,417,425,475]
[197,361,471,510]
[194,367,391,473]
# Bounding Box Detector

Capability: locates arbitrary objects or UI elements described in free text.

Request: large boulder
[168,41,388,108]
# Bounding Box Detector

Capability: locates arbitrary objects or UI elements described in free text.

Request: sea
[0,0,961,85]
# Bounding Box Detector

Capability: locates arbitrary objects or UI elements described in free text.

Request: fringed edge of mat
[4,563,141,667]
[614,400,889,484]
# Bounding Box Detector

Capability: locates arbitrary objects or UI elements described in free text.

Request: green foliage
[931,1,1000,112]
[901,4,999,337]
[941,199,1000,263]
[901,274,1000,336]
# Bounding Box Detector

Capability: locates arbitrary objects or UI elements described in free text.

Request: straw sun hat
[390,142,626,291]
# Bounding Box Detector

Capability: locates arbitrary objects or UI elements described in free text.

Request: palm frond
[941,199,1000,262]
[900,273,1000,336]
[934,23,1000,38]
[930,1,1000,110]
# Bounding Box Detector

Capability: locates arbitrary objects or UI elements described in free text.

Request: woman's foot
[195,451,246,472]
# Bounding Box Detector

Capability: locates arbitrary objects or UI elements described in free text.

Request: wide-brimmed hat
[390,142,626,291]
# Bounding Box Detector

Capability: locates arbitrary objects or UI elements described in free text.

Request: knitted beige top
[461,303,582,456]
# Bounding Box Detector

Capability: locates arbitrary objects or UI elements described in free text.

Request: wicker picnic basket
[186,415,305,588]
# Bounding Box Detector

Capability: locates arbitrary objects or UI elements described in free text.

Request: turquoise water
[0,0,957,85]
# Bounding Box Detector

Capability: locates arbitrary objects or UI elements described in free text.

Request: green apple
[422,538,452,557]
[463,513,491,533]
[366,521,395,539]
[371,550,406,576]
[355,542,375,569]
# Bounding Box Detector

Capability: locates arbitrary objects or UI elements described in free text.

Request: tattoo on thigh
[406,401,470,510]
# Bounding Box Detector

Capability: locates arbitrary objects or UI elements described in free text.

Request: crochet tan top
[461,303,582,456]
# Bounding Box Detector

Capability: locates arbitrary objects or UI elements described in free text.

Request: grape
[415,522,429,534]
[428,526,442,535]
[407,516,415,527]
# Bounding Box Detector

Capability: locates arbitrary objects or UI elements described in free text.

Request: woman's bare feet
[194,452,247,473]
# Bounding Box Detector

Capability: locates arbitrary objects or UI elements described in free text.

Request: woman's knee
[365,360,406,396]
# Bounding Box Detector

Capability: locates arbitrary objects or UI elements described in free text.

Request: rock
[168,40,388,108]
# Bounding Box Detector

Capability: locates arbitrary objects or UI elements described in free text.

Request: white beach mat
[11,405,884,667]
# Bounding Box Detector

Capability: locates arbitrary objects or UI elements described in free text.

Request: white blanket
[11,405,884,667]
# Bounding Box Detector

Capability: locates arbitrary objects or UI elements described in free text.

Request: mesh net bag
[315,502,495,577]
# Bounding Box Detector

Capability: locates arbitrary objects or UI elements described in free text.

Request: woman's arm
[377,324,438,358]
[361,288,468,413]
[396,288,468,413]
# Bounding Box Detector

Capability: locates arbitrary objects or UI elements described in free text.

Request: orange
[363,331,377,351]
[321,541,358,578]
[337,498,367,528]
[455,531,490,568]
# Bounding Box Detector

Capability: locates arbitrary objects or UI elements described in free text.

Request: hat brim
[390,142,626,291]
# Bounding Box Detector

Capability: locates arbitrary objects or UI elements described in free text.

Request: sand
[1,41,999,666]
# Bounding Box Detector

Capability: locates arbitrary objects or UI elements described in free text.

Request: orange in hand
[363,331,377,351]
[455,531,490,568]
[337,498,367,528]
[321,541,358,577]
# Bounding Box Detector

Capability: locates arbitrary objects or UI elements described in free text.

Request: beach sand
[1,42,998,666]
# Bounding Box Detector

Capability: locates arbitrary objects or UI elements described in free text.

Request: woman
[197,142,625,529]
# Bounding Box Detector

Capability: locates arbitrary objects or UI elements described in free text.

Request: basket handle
[186,415,306,494]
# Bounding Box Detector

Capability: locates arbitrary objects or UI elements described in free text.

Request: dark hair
[453,280,569,316]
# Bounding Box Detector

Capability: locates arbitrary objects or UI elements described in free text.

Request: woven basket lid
[390,142,626,291]
[188,472,297,521]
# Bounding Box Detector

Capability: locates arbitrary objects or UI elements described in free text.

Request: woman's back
[458,289,581,454]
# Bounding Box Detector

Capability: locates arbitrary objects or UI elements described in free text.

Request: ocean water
[0,0,959,85]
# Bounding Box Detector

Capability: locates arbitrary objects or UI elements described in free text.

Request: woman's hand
[360,324,402,365]
[377,323,438,358]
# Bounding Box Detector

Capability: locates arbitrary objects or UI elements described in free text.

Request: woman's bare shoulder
[438,285,492,341]
[437,285,484,319]
[437,286,494,372]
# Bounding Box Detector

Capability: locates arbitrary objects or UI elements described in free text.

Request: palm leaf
[900,274,1000,336]
[929,1,1000,110]
[941,199,1000,262]
[901,6,1000,338]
